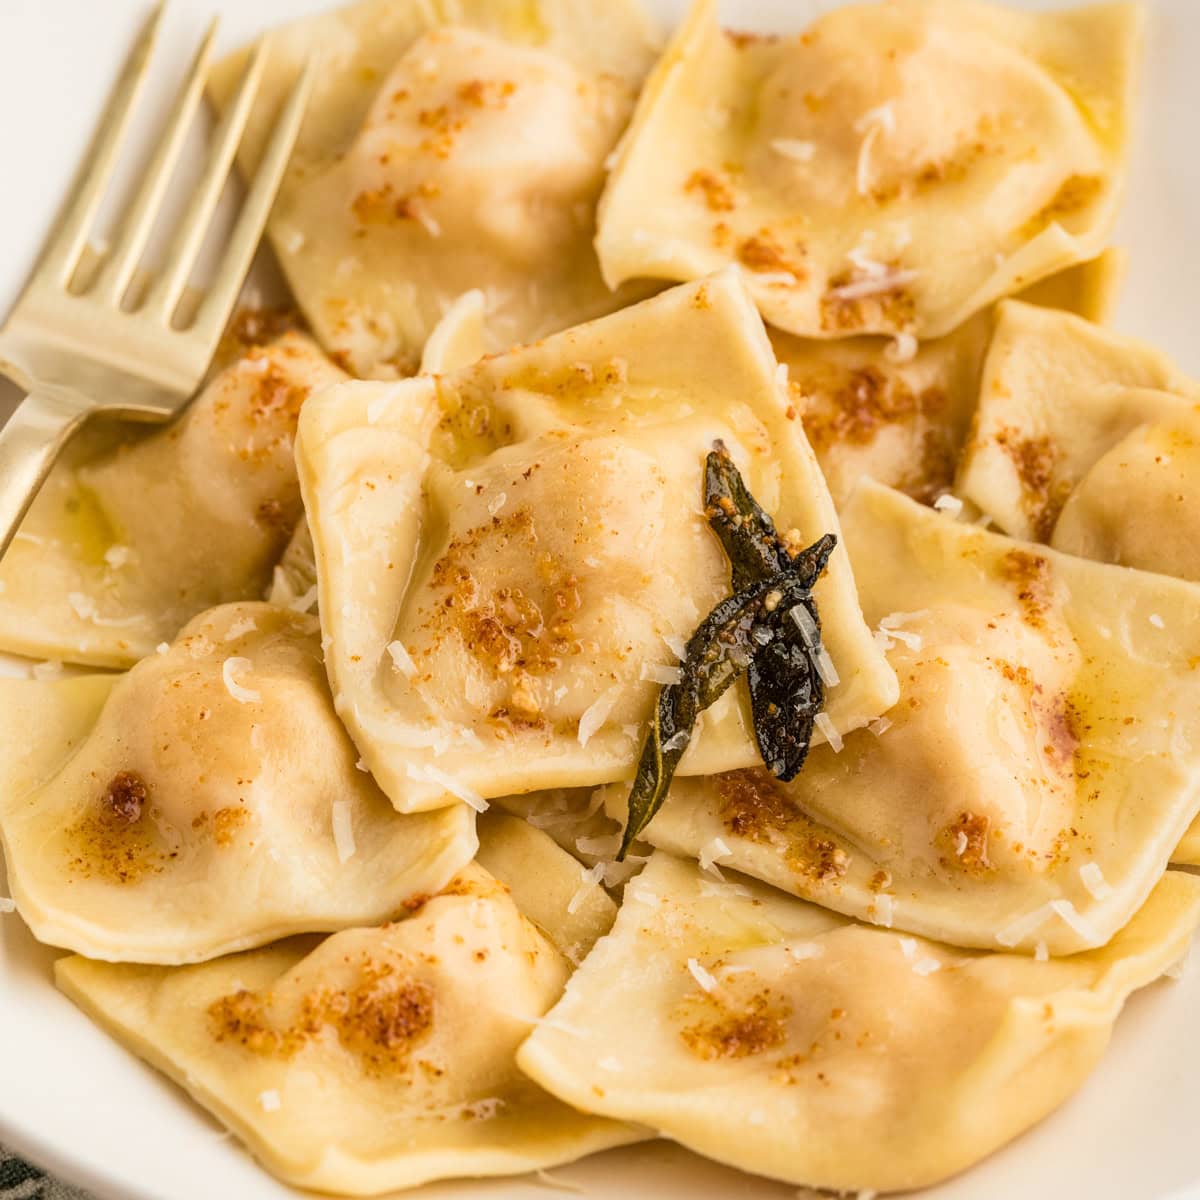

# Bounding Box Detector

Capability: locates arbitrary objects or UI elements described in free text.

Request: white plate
[2,2,1200,1197]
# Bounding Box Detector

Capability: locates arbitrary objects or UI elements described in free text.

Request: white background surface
[1,1,1200,1198]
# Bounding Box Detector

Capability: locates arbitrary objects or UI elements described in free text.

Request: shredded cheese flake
[641,662,684,686]
[885,332,919,363]
[567,863,605,914]
[0,897,15,914]
[770,137,817,163]
[289,586,318,614]
[787,942,825,961]
[1079,861,1113,901]
[933,493,965,518]
[698,836,733,874]
[31,660,64,681]
[814,712,843,752]
[868,716,893,738]
[404,762,487,811]
[222,657,261,704]
[873,893,896,928]
[662,633,688,661]
[829,268,920,302]
[258,1090,281,1112]
[687,957,719,993]
[387,641,417,677]
[578,683,623,747]
[1149,613,1165,629]
[1035,941,1049,962]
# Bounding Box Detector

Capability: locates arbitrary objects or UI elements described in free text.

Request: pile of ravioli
[3,0,1197,1195]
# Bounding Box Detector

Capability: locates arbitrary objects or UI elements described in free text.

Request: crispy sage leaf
[617,442,838,855]
[618,571,820,858]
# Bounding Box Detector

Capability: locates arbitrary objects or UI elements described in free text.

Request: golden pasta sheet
[597,0,1139,339]
[0,603,474,963]
[623,483,1200,954]
[776,251,1125,506]
[518,852,1200,1194]
[209,0,660,377]
[56,862,643,1194]
[297,272,896,813]
[0,334,345,667]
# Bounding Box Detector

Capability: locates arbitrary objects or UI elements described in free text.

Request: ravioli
[517,853,1200,1194]
[474,809,617,966]
[55,863,643,1195]
[777,251,1124,506]
[0,603,474,963]
[208,0,659,378]
[622,482,1200,955]
[297,271,897,813]
[956,299,1200,545]
[266,294,488,614]
[492,788,650,890]
[0,334,346,667]
[596,0,1139,340]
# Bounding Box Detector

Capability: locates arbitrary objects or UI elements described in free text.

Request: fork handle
[0,388,91,560]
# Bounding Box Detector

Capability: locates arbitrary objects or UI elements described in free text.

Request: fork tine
[143,36,270,324]
[94,16,220,307]
[38,1,165,286]
[191,54,317,350]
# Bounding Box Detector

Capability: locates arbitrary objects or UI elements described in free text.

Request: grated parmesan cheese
[331,800,356,863]
[0,897,15,914]
[813,712,843,752]
[868,716,892,738]
[933,493,964,518]
[222,657,261,704]
[66,592,141,628]
[258,1090,281,1112]
[661,730,689,753]
[698,836,733,874]
[487,491,508,516]
[31,660,64,681]
[912,957,941,976]
[387,641,417,677]
[156,642,170,655]
[1049,898,1101,944]
[663,633,688,661]
[405,762,487,811]
[1035,941,1049,962]
[577,683,623,747]
[770,137,817,163]
[873,893,896,928]
[687,957,719,992]
[829,269,920,303]
[567,863,605,915]
[996,904,1053,947]
[641,662,684,686]
[1079,861,1113,901]
[885,332,919,363]
[222,615,258,642]
[787,941,825,961]
[1149,613,1165,629]
[289,586,318,614]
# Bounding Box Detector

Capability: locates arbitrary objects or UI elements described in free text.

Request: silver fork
[0,3,314,558]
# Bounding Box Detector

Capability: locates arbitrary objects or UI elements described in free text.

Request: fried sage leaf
[618,572,821,858]
[705,441,837,780]
[617,443,838,855]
